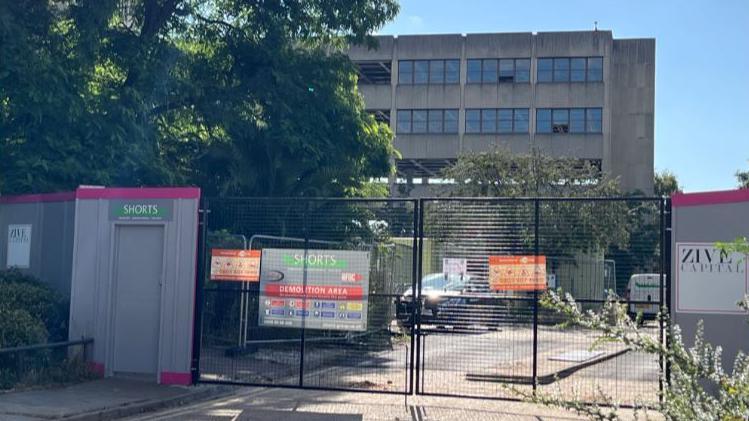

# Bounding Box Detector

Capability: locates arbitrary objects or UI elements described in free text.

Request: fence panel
[197,198,417,394]
[416,198,667,406]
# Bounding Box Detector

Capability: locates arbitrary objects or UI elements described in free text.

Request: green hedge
[0,270,68,347]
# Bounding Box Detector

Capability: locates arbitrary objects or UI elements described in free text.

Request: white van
[626,274,664,318]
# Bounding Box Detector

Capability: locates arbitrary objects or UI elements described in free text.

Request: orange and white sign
[488,255,547,291]
[210,249,261,282]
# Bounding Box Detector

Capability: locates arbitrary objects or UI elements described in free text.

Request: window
[586,108,602,132]
[515,59,530,82]
[445,60,460,83]
[444,109,459,133]
[428,110,443,133]
[466,108,530,133]
[538,57,604,82]
[571,58,586,82]
[498,109,513,133]
[414,61,429,84]
[429,61,444,84]
[412,110,427,132]
[499,59,514,83]
[397,110,412,133]
[570,108,586,133]
[537,58,553,82]
[397,109,459,134]
[552,109,569,133]
[482,60,497,83]
[536,108,603,134]
[467,59,482,83]
[399,59,461,85]
[398,61,413,85]
[481,109,497,133]
[466,109,480,133]
[587,57,603,82]
[514,109,529,133]
[553,58,570,82]
[536,109,552,133]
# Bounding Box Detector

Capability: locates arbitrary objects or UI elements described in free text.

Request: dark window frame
[536,56,605,83]
[536,107,603,134]
[398,59,461,85]
[465,108,530,134]
[466,58,532,84]
[397,109,460,134]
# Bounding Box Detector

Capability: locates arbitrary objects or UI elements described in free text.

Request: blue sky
[379,0,749,192]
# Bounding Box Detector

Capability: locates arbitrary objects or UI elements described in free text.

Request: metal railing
[0,338,94,389]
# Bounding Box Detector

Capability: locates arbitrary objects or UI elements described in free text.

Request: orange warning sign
[210,249,261,282]
[488,255,547,291]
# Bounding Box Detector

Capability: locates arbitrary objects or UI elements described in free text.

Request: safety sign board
[488,255,547,291]
[258,248,370,331]
[210,249,261,282]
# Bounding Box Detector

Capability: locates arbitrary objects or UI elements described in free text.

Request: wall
[671,189,749,369]
[0,193,76,295]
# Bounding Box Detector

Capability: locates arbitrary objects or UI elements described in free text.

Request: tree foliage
[439,148,630,259]
[737,165,749,189]
[654,170,681,197]
[0,0,399,196]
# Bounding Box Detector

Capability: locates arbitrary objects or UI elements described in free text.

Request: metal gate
[193,198,418,394]
[192,196,670,405]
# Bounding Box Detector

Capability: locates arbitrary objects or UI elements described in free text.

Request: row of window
[394,108,602,134]
[394,57,603,85]
[537,57,603,82]
[396,109,459,133]
[537,108,602,133]
[398,60,460,85]
[466,108,529,133]
[467,59,531,84]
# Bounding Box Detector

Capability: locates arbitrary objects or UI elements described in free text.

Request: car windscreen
[421,273,469,291]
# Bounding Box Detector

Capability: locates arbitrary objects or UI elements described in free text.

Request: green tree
[0,0,399,196]
[654,170,681,196]
[440,147,630,257]
[737,165,749,189]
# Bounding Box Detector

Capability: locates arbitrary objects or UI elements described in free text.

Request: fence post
[299,200,310,388]
[663,198,673,393]
[415,198,425,394]
[191,198,209,385]
[532,199,540,391]
[409,199,419,395]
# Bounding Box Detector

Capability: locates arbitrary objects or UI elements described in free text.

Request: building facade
[347,31,655,196]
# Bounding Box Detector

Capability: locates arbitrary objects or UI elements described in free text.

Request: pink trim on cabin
[76,187,201,200]
[0,191,76,204]
[0,187,201,204]
[160,371,192,385]
[88,362,105,377]
[672,188,749,207]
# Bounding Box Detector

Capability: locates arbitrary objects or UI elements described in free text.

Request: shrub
[0,270,68,342]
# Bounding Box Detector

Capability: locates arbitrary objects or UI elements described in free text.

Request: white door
[112,225,164,375]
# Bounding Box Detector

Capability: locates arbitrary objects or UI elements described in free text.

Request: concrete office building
[348,31,655,196]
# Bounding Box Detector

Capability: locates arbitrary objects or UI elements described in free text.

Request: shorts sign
[676,242,748,314]
[109,199,173,221]
[488,255,547,291]
[6,224,32,268]
[258,248,370,331]
[210,249,261,282]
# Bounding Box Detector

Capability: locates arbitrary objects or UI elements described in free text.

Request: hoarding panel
[258,248,370,331]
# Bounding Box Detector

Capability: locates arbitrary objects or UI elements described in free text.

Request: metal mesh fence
[197,198,417,393]
[417,198,666,406]
[195,196,668,404]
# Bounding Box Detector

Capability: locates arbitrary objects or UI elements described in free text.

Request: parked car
[394,273,470,326]
[626,273,664,319]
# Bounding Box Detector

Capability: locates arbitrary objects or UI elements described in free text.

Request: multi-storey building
[348,31,655,196]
